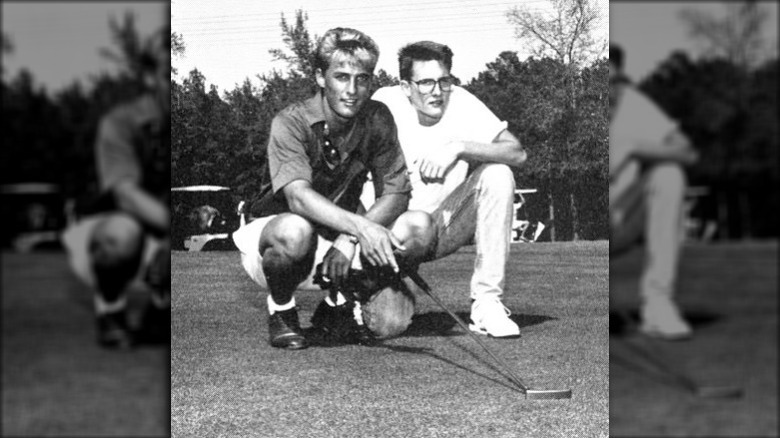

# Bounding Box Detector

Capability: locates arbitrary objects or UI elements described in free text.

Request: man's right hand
[320,234,358,291]
[354,219,405,273]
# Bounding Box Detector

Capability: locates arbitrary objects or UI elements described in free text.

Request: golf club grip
[404,269,530,392]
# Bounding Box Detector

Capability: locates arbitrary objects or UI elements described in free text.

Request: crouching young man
[61,29,171,348]
[362,41,527,339]
[233,28,433,350]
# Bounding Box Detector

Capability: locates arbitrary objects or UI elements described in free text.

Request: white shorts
[232,215,361,291]
[61,214,163,291]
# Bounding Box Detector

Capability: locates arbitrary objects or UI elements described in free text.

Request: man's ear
[400,80,412,98]
[315,68,326,88]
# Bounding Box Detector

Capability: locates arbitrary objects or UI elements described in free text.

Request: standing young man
[363,41,527,338]
[609,44,699,340]
[61,29,171,348]
[232,28,433,350]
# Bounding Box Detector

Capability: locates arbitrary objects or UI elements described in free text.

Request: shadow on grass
[609,309,722,336]
[610,339,692,392]
[378,343,523,394]
[404,311,557,337]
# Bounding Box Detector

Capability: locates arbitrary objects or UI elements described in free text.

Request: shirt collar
[301,91,327,127]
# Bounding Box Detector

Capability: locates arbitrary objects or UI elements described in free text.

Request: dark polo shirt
[250,92,411,222]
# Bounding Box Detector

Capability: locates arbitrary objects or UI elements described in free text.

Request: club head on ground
[694,385,744,399]
[525,389,573,400]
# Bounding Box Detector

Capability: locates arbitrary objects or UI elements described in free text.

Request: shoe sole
[639,327,692,341]
[468,323,521,339]
[270,333,308,350]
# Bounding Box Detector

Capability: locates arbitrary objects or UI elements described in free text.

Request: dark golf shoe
[97,310,133,349]
[135,303,170,346]
[268,308,308,350]
[311,300,377,346]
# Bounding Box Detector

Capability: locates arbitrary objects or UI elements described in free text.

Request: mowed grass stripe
[173,242,609,438]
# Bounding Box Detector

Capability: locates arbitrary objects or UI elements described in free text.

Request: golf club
[613,309,743,399]
[404,269,572,400]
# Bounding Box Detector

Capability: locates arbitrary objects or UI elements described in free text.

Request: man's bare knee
[260,214,316,261]
[477,163,515,193]
[392,210,435,261]
[89,214,145,297]
[89,213,144,266]
[648,164,686,191]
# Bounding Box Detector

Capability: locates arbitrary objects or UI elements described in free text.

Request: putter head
[525,389,573,400]
[694,385,743,399]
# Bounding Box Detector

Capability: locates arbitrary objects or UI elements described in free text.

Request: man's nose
[431,81,443,96]
[346,78,357,95]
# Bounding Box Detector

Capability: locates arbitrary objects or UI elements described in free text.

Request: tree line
[170,10,610,241]
[3,2,776,240]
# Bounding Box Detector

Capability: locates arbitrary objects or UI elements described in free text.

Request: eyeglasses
[321,123,340,167]
[410,76,454,94]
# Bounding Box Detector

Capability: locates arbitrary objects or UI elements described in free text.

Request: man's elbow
[286,193,307,216]
[683,148,700,166]
[508,143,527,167]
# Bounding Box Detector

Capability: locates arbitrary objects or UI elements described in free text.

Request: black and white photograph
[171,0,609,436]
[609,1,778,436]
[2,2,169,436]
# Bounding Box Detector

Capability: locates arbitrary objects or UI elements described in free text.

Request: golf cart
[171,185,241,251]
[1,182,69,252]
[512,189,545,243]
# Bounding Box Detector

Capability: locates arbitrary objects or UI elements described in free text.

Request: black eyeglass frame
[410,76,454,94]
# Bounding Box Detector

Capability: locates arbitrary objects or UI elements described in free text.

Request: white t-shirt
[365,85,508,212]
[610,86,677,205]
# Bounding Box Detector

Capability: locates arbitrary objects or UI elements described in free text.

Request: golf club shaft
[615,309,698,392]
[404,269,530,392]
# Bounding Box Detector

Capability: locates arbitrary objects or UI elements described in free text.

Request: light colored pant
[610,163,686,301]
[232,215,346,291]
[427,163,515,301]
[61,214,163,291]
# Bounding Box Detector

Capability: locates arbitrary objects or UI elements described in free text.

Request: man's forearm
[633,142,699,166]
[460,140,527,167]
[363,193,409,227]
[459,130,526,167]
[286,182,375,237]
[113,182,169,233]
[633,130,699,166]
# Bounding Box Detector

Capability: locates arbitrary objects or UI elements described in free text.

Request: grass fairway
[172,241,609,437]
[1,251,169,437]
[610,241,778,437]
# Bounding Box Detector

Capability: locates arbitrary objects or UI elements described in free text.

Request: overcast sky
[172,0,609,93]
[2,2,168,93]
[611,1,778,82]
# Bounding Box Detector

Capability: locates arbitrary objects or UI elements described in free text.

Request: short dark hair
[313,28,379,74]
[398,41,453,81]
[610,43,624,70]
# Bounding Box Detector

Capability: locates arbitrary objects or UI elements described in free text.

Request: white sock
[94,294,127,315]
[353,301,365,326]
[150,291,170,309]
[267,295,296,315]
[324,292,348,307]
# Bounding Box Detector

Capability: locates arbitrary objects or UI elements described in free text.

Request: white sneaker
[469,297,521,338]
[639,297,692,341]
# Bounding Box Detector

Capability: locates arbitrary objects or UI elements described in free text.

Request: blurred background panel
[611,1,778,242]
[1,2,170,437]
[610,2,778,437]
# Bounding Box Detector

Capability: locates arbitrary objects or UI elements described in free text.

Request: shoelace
[474,298,512,320]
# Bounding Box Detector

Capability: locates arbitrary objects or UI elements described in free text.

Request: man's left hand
[418,141,462,183]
